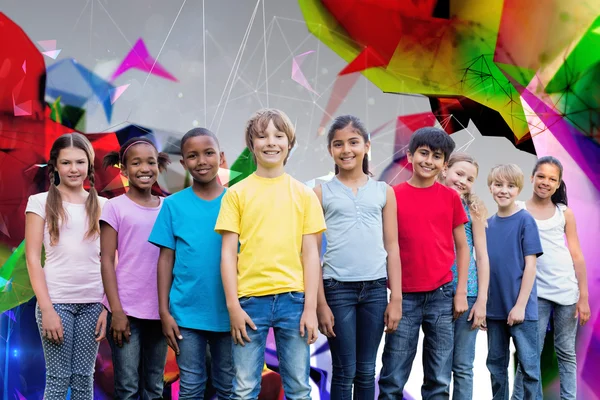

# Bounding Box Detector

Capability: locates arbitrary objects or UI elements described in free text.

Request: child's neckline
[123,193,162,210]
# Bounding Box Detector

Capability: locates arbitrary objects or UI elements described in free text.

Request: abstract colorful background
[0,1,598,398]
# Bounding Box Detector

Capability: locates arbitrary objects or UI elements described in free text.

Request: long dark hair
[102,137,170,171]
[327,115,371,176]
[532,156,568,206]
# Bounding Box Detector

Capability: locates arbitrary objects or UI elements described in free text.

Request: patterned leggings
[35,302,103,400]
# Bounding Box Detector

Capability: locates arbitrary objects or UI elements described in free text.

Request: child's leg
[552,302,578,400]
[208,331,235,400]
[140,319,168,399]
[273,292,311,400]
[231,295,271,400]
[512,298,551,400]
[486,319,511,400]
[69,303,103,400]
[107,312,142,399]
[511,321,540,400]
[176,328,209,399]
[451,296,478,400]
[354,279,387,399]
[35,303,75,400]
[421,282,454,400]
[323,279,359,400]
[378,292,423,400]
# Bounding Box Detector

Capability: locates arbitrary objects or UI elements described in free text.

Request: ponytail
[45,163,67,246]
[551,180,568,206]
[85,163,101,240]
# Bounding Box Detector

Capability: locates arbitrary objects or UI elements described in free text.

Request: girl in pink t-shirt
[100,137,170,399]
[25,133,108,399]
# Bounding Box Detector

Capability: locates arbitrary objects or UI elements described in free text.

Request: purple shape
[292,50,318,94]
[111,38,178,82]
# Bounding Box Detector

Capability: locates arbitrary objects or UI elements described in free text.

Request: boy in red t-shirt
[378,127,470,400]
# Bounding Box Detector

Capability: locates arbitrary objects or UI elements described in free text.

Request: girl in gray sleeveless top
[314,115,402,400]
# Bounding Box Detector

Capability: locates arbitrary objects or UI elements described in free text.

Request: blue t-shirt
[451,201,478,297]
[486,209,543,320]
[148,187,230,332]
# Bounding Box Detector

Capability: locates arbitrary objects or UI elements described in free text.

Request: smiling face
[489,179,520,209]
[407,145,446,181]
[180,135,222,184]
[251,119,290,169]
[443,160,478,196]
[56,147,89,189]
[121,143,159,190]
[531,162,561,201]
[328,124,370,173]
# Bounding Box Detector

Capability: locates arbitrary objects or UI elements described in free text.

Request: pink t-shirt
[100,194,162,320]
[26,192,107,304]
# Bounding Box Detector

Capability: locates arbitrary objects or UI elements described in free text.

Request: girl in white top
[25,133,107,400]
[513,156,590,400]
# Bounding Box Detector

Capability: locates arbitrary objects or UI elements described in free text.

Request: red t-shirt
[394,182,468,292]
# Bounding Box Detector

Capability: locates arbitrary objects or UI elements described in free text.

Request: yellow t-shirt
[215,173,326,297]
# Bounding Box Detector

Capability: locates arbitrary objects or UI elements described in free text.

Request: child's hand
[229,306,257,346]
[469,299,486,330]
[453,294,468,320]
[161,313,182,355]
[111,310,131,347]
[575,298,591,326]
[507,305,525,326]
[300,310,319,345]
[384,299,402,333]
[41,307,64,344]
[95,308,108,342]
[317,303,336,338]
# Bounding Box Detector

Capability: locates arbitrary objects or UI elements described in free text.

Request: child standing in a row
[100,138,170,399]
[26,133,107,400]
[315,115,402,400]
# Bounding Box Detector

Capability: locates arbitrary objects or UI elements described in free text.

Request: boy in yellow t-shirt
[215,108,326,400]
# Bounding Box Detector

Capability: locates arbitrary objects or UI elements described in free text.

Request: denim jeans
[452,296,478,400]
[176,327,234,399]
[324,277,388,400]
[378,281,455,400]
[486,319,539,400]
[107,313,168,400]
[35,302,103,400]
[512,299,578,400]
[231,292,311,400]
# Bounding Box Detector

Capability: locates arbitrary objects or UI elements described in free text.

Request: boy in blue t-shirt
[485,164,543,400]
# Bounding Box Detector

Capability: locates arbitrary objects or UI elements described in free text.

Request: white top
[26,192,107,304]
[517,201,579,305]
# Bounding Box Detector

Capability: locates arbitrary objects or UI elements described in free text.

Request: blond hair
[245,108,296,165]
[487,164,524,190]
[442,153,487,221]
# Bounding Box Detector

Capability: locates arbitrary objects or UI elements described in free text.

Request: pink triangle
[110,84,130,104]
[111,38,178,82]
[12,95,32,116]
[37,40,57,51]
[0,213,9,237]
[42,49,62,60]
[292,51,318,94]
[22,60,26,73]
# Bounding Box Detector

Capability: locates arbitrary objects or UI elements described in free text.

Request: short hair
[180,127,220,152]
[487,164,524,190]
[408,127,456,162]
[245,108,296,165]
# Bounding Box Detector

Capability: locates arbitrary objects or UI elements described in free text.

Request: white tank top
[517,201,579,305]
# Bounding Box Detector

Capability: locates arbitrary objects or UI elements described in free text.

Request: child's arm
[382,185,402,332]
[470,216,489,329]
[25,212,64,344]
[313,185,335,338]
[453,224,470,319]
[221,231,256,345]
[157,247,181,354]
[100,222,129,347]
[301,232,320,344]
[508,254,536,326]
[564,208,590,326]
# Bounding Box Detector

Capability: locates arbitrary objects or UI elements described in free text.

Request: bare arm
[25,213,52,312]
[301,232,320,343]
[382,186,402,331]
[221,231,241,311]
[157,247,175,317]
[453,224,470,318]
[507,254,537,326]
[100,223,122,313]
[470,216,489,328]
[313,185,327,308]
[564,208,590,325]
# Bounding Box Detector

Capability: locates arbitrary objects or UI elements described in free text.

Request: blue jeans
[486,319,539,400]
[176,327,234,399]
[231,292,311,400]
[512,299,578,400]
[107,313,168,400]
[378,281,455,400]
[324,277,388,400]
[452,296,478,400]
[35,302,103,400]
